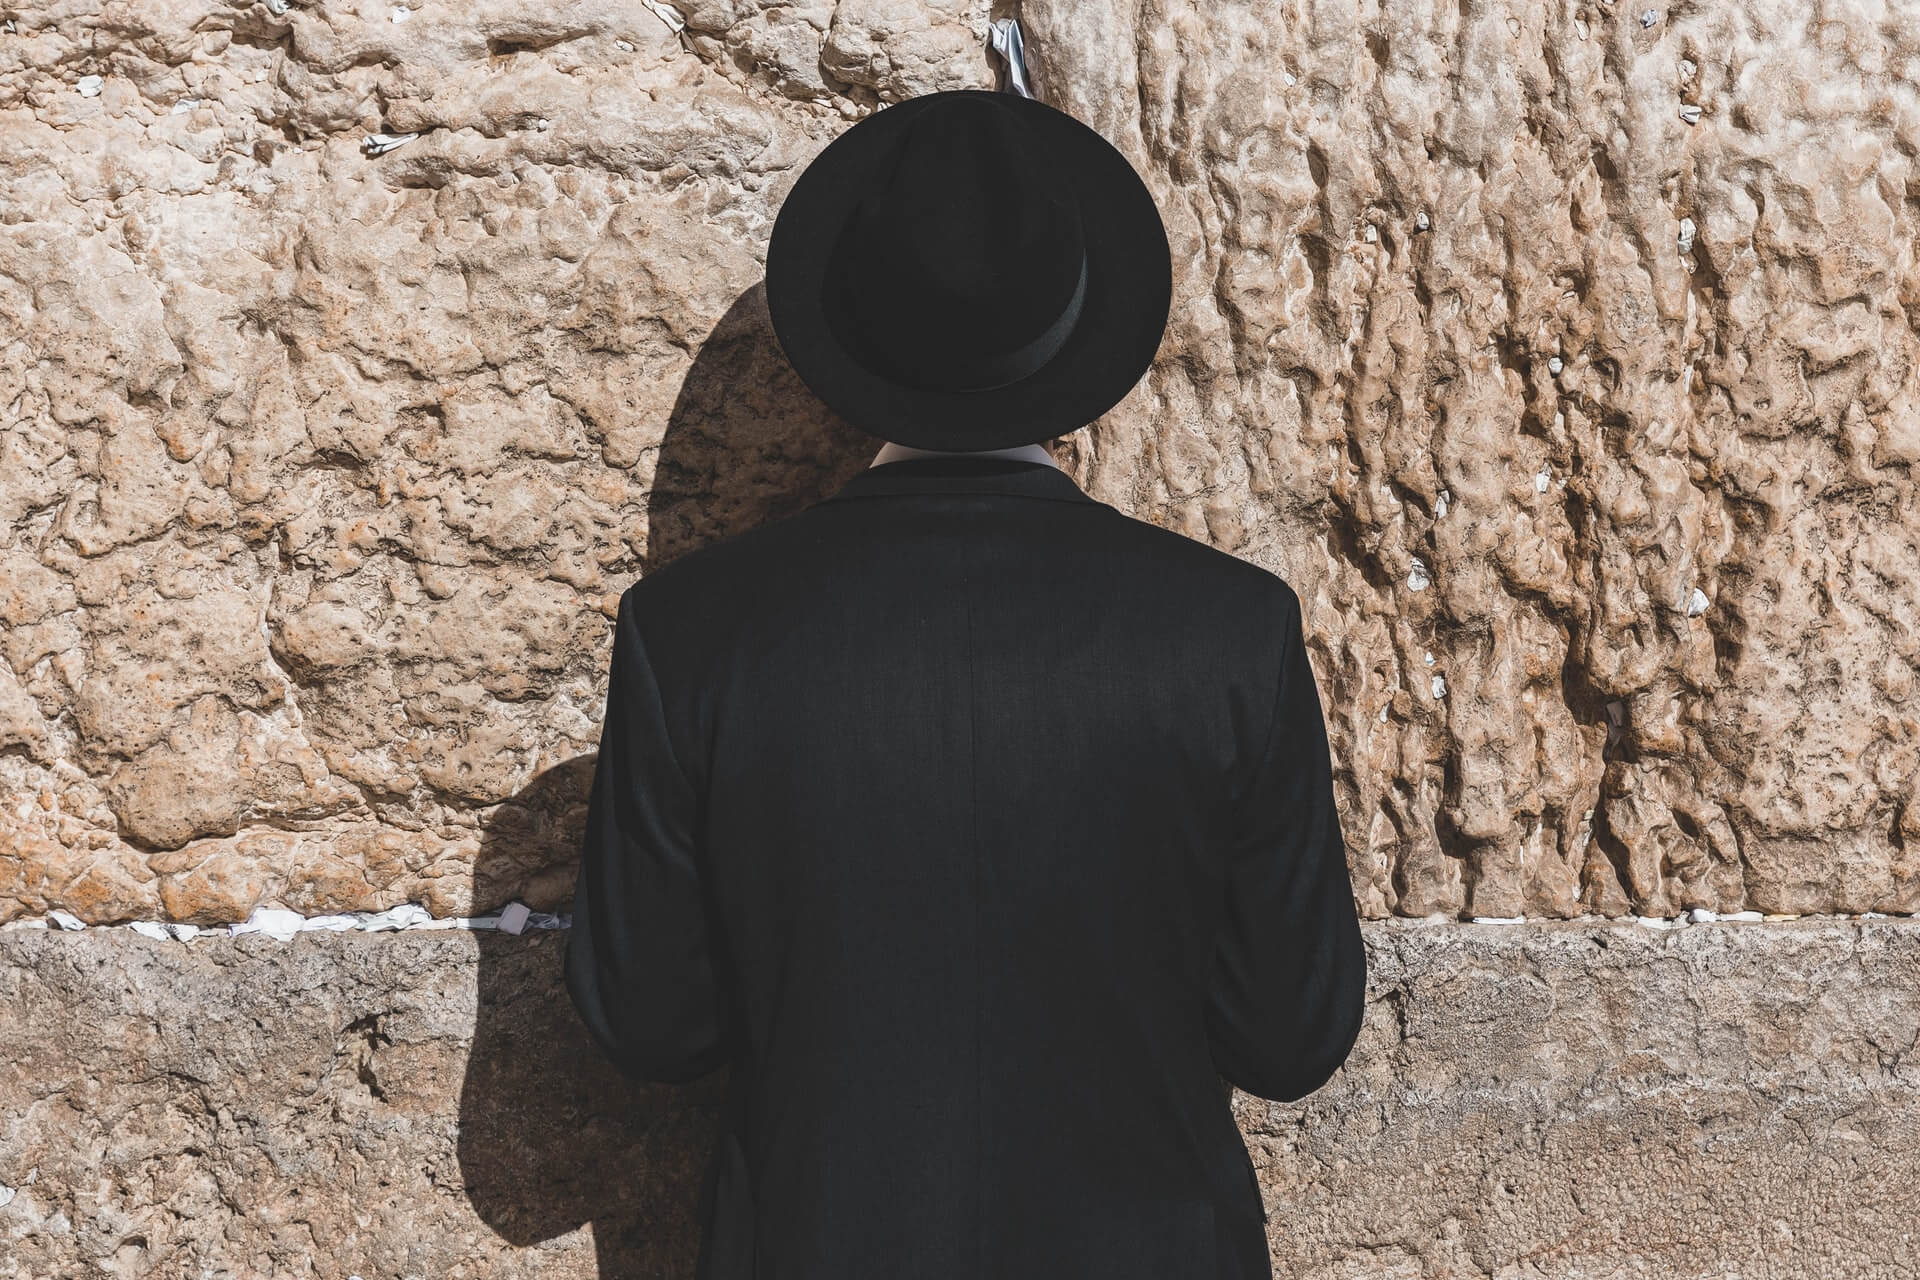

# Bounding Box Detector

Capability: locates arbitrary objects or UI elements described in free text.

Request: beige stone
[3,1,1919,922]
[0,919,1913,1277]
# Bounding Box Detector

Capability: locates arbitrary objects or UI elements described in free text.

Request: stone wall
[6,5,1920,1275]
[5,0,1919,927]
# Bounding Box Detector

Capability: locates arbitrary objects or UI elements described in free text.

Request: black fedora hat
[765,88,1172,451]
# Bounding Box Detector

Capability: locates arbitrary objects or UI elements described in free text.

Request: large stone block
[4,0,1919,923]
[0,918,1914,1277]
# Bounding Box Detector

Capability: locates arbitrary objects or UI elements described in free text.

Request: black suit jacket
[564,453,1367,1279]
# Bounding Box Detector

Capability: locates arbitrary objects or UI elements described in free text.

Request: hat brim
[766,89,1172,452]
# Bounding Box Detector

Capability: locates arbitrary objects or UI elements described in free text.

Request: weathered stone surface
[0,918,1914,1278]
[1248,917,1920,1279]
[4,0,1920,922]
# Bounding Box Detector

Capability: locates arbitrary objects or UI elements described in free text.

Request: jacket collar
[818,454,1099,507]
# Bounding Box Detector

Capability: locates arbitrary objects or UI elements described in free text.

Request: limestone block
[3,0,1918,922]
[0,919,1912,1277]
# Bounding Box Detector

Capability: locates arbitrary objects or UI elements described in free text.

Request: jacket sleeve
[1205,583,1367,1102]
[563,589,736,1084]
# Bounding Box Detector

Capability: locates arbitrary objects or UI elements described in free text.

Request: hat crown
[762,85,1173,451]
[824,94,1089,393]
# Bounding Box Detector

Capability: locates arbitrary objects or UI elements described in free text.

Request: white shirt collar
[870,440,1059,469]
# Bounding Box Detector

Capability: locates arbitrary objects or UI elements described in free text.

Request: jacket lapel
[815,456,1101,507]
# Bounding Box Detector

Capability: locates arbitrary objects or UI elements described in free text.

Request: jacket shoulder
[1096,505,1302,616]
[620,498,1300,630]
[615,505,815,606]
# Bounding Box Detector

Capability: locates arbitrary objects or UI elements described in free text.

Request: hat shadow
[455,282,871,1275]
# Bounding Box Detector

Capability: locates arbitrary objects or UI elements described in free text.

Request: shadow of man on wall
[456,283,871,1276]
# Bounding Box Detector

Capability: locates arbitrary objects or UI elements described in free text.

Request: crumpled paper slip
[363,131,420,157]
[48,909,88,931]
[453,908,566,932]
[985,18,1033,99]
[2,917,50,931]
[121,920,198,940]
[641,0,685,33]
[497,902,532,935]
[358,902,432,932]
[231,906,305,942]
[301,914,361,932]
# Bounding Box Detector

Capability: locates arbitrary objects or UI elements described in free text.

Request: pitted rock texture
[3,1,1919,922]
[0,919,1915,1278]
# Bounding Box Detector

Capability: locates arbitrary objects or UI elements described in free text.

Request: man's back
[565,454,1367,1279]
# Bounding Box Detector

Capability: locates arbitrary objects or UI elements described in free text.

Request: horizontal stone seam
[4,904,1918,942]
[4,901,568,941]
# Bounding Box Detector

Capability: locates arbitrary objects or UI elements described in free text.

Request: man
[564,87,1367,1279]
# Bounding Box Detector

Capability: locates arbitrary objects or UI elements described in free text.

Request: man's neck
[870,440,1058,469]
